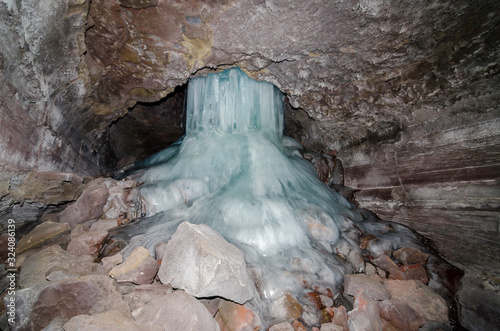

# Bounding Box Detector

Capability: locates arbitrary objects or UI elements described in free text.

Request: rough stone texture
[19,245,97,288]
[16,221,70,254]
[122,283,173,312]
[393,247,429,265]
[64,310,160,331]
[133,290,221,331]
[377,280,448,330]
[14,275,130,331]
[347,289,384,331]
[269,322,294,331]
[109,246,159,284]
[1,0,499,327]
[158,222,254,304]
[343,274,391,301]
[216,300,261,331]
[66,229,108,256]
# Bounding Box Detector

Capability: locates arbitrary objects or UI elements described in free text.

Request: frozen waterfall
[117,67,369,322]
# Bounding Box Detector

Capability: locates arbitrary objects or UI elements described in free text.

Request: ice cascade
[118,68,367,323]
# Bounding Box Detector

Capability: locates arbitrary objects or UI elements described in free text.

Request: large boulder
[133,290,220,331]
[158,222,254,304]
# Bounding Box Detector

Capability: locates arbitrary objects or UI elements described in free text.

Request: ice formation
[117,67,371,323]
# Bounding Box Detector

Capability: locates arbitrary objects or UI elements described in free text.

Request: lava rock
[158,222,254,304]
[109,246,159,285]
[133,290,220,331]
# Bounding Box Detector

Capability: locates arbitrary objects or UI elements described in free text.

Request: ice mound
[117,68,367,322]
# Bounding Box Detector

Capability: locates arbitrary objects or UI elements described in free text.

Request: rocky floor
[0,166,470,331]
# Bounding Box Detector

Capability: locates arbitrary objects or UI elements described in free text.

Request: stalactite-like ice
[117,68,370,323]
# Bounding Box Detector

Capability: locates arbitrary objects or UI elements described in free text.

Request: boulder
[66,229,108,256]
[347,289,384,331]
[58,184,109,229]
[371,255,398,272]
[343,274,391,301]
[14,275,130,330]
[377,280,448,330]
[109,246,159,284]
[19,245,97,288]
[158,222,254,304]
[64,310,162,331]
[16,221,70,254]
[388,264,429,284]
[330,306,348,331]
[320,323,343,331]
[216,300,261,331]
[133,290,220,331]
[393,247,429,265]
[123,283,173,311]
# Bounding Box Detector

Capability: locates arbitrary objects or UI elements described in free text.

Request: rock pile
[0,173,459,331]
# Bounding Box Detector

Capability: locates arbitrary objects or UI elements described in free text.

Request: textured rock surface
[14,275,130,330]
[16,221,70,254]
[19,245,97,288]
[133,290,220,331]
[347,290,384,331]
[158,222,254,304]
[64,310,160,331]
[343,274,390,301]
[109,246,159,284]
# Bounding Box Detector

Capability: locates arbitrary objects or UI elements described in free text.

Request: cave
[0,0,499,330]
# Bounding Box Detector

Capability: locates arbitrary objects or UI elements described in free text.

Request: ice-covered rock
[158,222,254,304]
[109,246,158,284]
[133,290,220,331]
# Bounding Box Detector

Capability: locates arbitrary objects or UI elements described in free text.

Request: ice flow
[121,67,365,315]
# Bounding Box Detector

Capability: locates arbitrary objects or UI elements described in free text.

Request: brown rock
[15,275,130,330]
[109,246,159,285]
[393,247,429,265]
[292,320,307,331]
[122,283,173,311]
[16,221,70,254]
[66,229,108,256]
[371,255,398,272]
[377,280,448,330]
[216,300,261,331]
[344,274,391,301]
[58,184,109,229]
[388,264,429,284]
[19,245,97,288]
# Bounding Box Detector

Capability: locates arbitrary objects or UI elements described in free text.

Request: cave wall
[1,0,499,273]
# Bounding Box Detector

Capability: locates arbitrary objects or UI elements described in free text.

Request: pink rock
[347,289,384,331]
[344,274,391,301]
[371,254,398,272]
[64,310,162,331]
[216,300,261,331]
[109,246,159,285]
[292,320,307,331]
[393,247,429,265]
[58,185,109,229]
[330,306,348,331]
[123,283,173,311]
[388,264,429,284]
[66,229,108,256]
[269,322,294,331]
[377,280,448,330]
